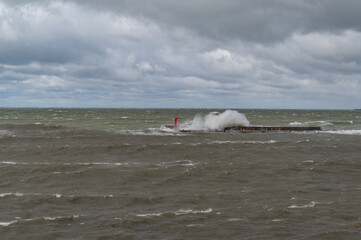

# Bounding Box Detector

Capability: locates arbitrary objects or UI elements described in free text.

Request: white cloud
[200,49,254,76]
[136,61,165,73]
[22,75,70,89]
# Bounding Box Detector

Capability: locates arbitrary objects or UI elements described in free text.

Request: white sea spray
[182,110,249,130]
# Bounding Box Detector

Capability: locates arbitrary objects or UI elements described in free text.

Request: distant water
[1,108,361,239]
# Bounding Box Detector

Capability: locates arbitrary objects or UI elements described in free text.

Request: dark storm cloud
[4,0,361,43]
[1,0,361,108]
[28,0,361,42]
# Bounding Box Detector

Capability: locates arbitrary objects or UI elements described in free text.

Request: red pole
[174,114,179,130]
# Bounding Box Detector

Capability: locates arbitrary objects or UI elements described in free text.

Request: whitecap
[158,160,196,167]
[307,120,332,126]
[0,215,80,227]
[0,130,15,137]
[289,122,303,126]
[23,215,80,222]
[1,161,19,165]
[0,192,113,199]
[135,208,213,217]
[174,208,213,215]
[65,162,128,167]
[209,140,276,145]
[135,212,163,217]
[0,220,18,227]
[209,141,239,144]
[1,161,52,165]
[302,160,314,163]
[323,130,361,135]
[0,192,25,198]
[272,219,284,222]
[228,218,242,222]
[288,201,318,209]
[243,140,277,144]
[186,224,204,227]
[41,215,80,221]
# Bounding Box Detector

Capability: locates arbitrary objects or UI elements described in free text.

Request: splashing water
[181,110,249,130]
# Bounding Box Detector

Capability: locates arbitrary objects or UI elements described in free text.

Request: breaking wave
[288,201,318,209]
[323,130,361,135]
[181,110,249,130]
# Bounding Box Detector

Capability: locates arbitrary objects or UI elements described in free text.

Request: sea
[0,108,360,240]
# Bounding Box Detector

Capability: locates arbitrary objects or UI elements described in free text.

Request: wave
[117,128,187,136]
[64,162,130,167]
[209,140,277,145]
[0,220,18,227]
[1,161,50,165]
[180,110,249,131]
[0,192,35,198]
[323,130,361,135]
[0,161,133,166]
[288,201,318,209]
[134,208,213,218]
[158,160,196,167]
[289,122,303,126]
[0,192,114,199]
[289,120,354,127]
[228,218,243,222]
[0,129,15,138]
[0,215,81,227]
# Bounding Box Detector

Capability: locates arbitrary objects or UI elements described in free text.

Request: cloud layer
[1,0,361,108]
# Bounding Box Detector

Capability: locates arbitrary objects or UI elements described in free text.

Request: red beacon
[174,114,179,130]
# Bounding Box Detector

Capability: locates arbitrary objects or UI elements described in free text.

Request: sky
[1,0,361,109]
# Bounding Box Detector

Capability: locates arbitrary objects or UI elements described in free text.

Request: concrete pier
[223,126,321,132]
[164,125,321,132]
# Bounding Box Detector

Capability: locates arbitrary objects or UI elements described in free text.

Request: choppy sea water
[0,108,360,239]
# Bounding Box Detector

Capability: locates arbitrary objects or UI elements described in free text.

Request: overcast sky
[1,0,361,108]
